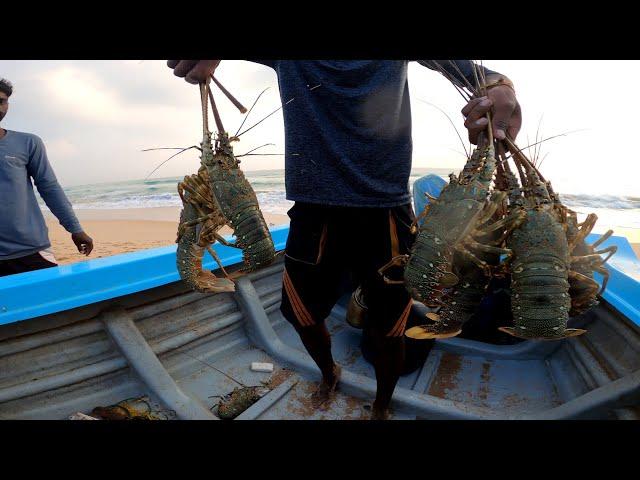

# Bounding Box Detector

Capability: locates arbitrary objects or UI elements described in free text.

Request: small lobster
[176,81,276,293]
[215,385,270,420]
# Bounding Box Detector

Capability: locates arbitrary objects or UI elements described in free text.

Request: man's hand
[461,75,522,144]
[72,231,94,256]
[167,60,221,84]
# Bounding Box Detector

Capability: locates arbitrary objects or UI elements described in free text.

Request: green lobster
[176,81,276,293]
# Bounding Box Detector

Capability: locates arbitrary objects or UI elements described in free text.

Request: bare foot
[311,364,341,410]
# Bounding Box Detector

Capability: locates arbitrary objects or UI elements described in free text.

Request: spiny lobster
[176,80,276,293]
[496,139,616,340]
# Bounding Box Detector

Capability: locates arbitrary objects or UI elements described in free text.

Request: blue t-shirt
[0,130,82,260]
[249,60,495,208]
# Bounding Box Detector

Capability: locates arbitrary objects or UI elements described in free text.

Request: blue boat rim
[0,225,638,328]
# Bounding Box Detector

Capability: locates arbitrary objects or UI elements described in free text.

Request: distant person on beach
[167,60,521,420]
[0,78,94,277]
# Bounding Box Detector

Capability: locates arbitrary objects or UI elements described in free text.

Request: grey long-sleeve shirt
[0,130,82,260]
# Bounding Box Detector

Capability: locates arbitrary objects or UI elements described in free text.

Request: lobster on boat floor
[176,80,277,293]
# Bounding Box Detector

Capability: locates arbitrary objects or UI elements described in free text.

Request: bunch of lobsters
[380,132,616,341]
[377,62,616,342]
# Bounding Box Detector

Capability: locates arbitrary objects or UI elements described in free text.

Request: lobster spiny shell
[204,133,276,272]
[404,144,497,307]
[501,207,583,340]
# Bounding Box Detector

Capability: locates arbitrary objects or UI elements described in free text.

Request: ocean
[43,168,640,235]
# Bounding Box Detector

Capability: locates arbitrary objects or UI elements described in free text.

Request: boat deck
[1,258,639,420]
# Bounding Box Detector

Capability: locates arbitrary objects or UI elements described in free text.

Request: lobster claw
[405,324,462,340]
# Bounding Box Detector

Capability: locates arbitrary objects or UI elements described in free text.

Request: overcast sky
[0,60,638,197]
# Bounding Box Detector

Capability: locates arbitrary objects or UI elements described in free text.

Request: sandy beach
[45,207,289,265]
[44,207,639,265]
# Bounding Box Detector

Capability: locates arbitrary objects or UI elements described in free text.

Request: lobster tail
[505,208,576,339]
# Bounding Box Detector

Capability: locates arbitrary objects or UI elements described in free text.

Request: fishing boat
[1,221,638,420]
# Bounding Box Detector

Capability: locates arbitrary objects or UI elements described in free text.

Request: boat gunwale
[0,227,638,330]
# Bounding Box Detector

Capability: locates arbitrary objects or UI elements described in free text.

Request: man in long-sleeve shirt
[168,60,521,419]
[0,78,94,276]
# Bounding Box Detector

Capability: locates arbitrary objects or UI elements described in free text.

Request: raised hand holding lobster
[462,74,521,144]
[167,60,221,84]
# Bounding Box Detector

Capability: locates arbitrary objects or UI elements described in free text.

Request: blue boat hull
[0,226,638,420]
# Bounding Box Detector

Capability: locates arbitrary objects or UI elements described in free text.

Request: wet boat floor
[164,302,562,420]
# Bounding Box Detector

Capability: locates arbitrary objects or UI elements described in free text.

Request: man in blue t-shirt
[0,78,94,276]
[168,60,521,420]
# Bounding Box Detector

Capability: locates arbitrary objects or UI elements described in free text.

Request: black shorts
[0,252,58,277]
[280,202,416,337]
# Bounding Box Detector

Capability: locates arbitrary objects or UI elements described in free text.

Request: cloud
[3,59,639,196]
[39,65,195,130]
[46,138,79,158]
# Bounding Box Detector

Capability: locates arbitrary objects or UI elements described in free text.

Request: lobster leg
[464,239,511,256]
[570,253,613,267]
[593,265,611,293]
[568,270,601,312]
[592,245,617,263]
[205,245,231,277]
[455,245,491,276]
[475,202,501,229]
[591,229,614,249]
[475,210,526,236]
[378,254,409,285]
[569,213,598,250]
[212,232,238,248]
[475,192,507,227]
[410,205,431,234]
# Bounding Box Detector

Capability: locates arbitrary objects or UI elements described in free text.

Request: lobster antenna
[503,130,587,162]
[494,141,508,191]
[210,74,247,113]
[144,145,199,180]
[236,153,286,157]
[207,83,225,134]
[237,143,275,156]
[141,147,200,152]
[235,97,295,138]
[512,155,529,191]
[234,87,270,138]
[469,60,494,145]
[423,61,471,101]
[533,115,544,166]
[538,152,550,170]
[200,83,209,137]
[176,351,246,388]
[417,98,470,159]
[471,59,483,94]
[234,83,322,139]
[446,60,477,94]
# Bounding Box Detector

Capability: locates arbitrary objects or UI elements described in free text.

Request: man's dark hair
[0,78,13,97]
